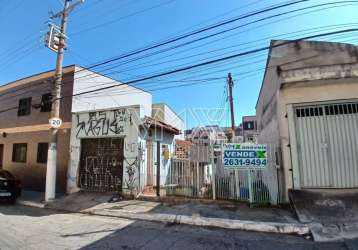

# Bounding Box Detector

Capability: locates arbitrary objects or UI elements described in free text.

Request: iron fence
[138,143,280,205]
[166,159,213,199]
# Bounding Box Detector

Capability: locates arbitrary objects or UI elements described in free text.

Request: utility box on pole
[45,24,66,52]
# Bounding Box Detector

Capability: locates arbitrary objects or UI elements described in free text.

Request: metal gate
[79,138,124,192]
[295,102,358,188]
[161,144,279,204]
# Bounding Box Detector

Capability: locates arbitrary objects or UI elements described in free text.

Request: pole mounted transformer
[44,0,84,202]
[45,24,66,52]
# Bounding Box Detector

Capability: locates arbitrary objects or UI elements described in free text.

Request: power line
[74,0,309,71]
[1,1,356,98]
[2,22,357,99]
[61,1,358,85]
[0,0,309,96]
[58,29,358,100]
[71,0,177,35]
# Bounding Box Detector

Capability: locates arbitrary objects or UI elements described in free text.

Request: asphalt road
[0,204,357,250]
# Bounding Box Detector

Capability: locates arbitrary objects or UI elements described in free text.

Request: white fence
[139,143,280,205]
[214,144,279,204]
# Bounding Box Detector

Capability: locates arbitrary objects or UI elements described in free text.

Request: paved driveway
[0,204,357,250]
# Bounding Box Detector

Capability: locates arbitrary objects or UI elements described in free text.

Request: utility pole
[45,0,84,201]
[227,73,235,142]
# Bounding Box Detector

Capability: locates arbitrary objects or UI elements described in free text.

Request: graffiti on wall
[124,157,138,196]
[79,155,123,192]
[76,109,133,138]
[78,138,124,192]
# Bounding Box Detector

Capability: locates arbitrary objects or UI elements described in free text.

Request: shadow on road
[77,220,352,250]
[0,201,69,217]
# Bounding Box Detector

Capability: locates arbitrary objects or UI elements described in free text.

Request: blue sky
[1,0,358,129]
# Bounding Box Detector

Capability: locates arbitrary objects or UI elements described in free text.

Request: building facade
[242,115,258,143]
[256,40,358,202]
[0,65,182,196]
[0,67,74,192]
[185,126,227,145]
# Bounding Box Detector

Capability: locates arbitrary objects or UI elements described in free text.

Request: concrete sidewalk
[17,191,310,236]
[290,189,358,242]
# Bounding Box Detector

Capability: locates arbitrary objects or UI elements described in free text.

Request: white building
[256,40,358,202]
[186,126,227,145]
[64,66,183,196]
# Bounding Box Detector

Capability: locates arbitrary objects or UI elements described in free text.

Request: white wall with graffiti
[66,69,183,195]
[67,106,143,195]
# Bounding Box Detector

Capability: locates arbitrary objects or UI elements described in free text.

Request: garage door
[79,138,124,192]
[295,102,358,188]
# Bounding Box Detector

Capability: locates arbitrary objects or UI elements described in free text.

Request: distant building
[184,124,247,145]
[242,115,258,143]
[185,125,227,145]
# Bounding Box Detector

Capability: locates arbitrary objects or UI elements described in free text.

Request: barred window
[40,93,52,112]
[12,143,27,163]
[18,97,32,116]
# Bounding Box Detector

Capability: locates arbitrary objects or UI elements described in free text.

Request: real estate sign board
[222,143,267,169]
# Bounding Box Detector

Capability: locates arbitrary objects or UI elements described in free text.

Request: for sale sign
[222,143,267,169]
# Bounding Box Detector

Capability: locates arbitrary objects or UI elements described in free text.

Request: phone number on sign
[223,158,267,167]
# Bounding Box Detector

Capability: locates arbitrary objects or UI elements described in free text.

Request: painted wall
[0,68,74,192]
[152,103,185,139]
[256,40,358,202]
[72,67,152,118]
[139,126,176,187]
[0,130,70,192]
[67,106,142,195]
[278,78,358,199]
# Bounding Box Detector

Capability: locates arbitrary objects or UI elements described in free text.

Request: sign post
[222,143,267,169]
[49,117,62,129]
[222,143,267,203]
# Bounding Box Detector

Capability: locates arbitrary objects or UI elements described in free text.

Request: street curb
[16,199,46,208]
[17,200,310,236]
[87,209,310,236]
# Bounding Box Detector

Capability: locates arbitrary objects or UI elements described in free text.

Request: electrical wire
[60,1,358,85]
[56,29,358,101]
[1,1,356,100]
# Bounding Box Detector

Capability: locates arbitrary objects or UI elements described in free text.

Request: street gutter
[16,199,310,236]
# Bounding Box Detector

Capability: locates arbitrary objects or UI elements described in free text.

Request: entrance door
[295,102,358,188]
[79,138,124,192]
[0,145,3,169]
[325,103,358,188]
[146,141,153,186]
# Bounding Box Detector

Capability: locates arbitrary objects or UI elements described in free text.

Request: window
[40,93,52,112]
[243,121,255,130]
[12,143,27,163]
[18,97,32,116]
[37,143,48,164]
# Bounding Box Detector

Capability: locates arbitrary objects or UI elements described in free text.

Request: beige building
[0,66,74,192]
[0,65,182,195]
[256,40,358,202]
